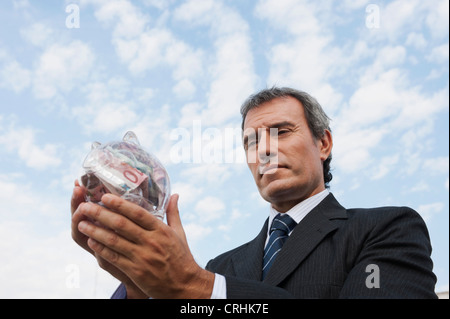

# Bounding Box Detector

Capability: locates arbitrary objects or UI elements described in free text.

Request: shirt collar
[268,189,330,236]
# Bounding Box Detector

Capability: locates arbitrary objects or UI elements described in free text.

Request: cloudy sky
[0,0,448,298]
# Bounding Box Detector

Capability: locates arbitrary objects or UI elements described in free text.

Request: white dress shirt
[210,189,330,299]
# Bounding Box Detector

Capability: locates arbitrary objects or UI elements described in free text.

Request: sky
[0,0,448,298]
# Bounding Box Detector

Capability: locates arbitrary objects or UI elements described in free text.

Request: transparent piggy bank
[80,131,170,221]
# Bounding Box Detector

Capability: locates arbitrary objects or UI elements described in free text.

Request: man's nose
[258,129,278,163]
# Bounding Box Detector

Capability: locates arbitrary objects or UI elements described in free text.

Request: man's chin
[259,179,297,202]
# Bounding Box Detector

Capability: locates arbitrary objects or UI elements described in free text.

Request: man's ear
[319,129,333,162]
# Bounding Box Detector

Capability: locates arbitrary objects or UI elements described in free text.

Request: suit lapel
[263,193,347,286]
[230,219,268,281]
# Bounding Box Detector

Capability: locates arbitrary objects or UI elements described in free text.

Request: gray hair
[240,86,333,187]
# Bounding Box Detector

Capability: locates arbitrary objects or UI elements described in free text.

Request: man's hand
[71,180,91,253]
[71,180,148,298]
[76,192,215,299]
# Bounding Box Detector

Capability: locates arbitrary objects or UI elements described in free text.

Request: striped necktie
[262,213,297,280]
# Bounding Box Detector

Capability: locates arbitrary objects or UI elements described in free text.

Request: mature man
[71,87,437,298]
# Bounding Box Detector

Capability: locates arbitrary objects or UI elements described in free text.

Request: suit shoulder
[346,205,423,223]
[205,241,251,273]
[344,205,430,240]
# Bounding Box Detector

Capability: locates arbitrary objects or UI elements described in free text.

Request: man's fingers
[78,202,144,244]
[71,181,86,215]
[86,237,133,271]
[101,194,160,230]
[166,194,180,226]
[70,181,93,254]
[78,219,135,260]
[166,194,188,245]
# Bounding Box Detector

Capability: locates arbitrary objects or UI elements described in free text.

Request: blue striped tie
[262,213,297,280]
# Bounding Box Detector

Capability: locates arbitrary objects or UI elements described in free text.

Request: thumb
[166,194,188,244]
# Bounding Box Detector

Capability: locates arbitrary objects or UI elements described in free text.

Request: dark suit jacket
[206,193,437,299]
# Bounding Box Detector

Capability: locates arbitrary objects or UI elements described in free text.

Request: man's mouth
[258,164,283,175]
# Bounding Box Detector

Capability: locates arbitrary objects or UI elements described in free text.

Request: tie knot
[270,213,297,235]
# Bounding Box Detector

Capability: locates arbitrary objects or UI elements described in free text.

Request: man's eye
[277,129,289,136]
[247,139,257,148]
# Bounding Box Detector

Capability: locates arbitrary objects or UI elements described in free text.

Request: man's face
[243,96,332,212]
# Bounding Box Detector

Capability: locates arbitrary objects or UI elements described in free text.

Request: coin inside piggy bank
[80,131,170,221]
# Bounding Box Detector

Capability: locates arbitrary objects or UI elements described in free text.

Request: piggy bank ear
[123,131,140,146]
[91,141,101,149]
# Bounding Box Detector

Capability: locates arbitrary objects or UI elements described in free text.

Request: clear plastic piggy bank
[80,131,170,221]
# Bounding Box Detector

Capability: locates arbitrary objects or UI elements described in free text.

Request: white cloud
[172,0,215,26]
[332,126,386,174]
[91,0,149,38]
[71,77,149,135]
[203,31,257,125]
[0,121,61,170]
[177,102,203,128]
[0,49,7,61]
[417,202,444,222]
[142,0,175,10]
[424,0,449,39]
[181,163,233,185]
[75,102,138,135]
[337,65,447,130]
[356,0,449,47]
[393,85,448,129]
[255,0,321,35]
[20,22,53,47]
[89,0,204,84]
[426,43,450,64]
[217,208,250,233]
[406,181,430,193]
[133,87,155,102]
[33,41,95,99]
[344,69,406,127]
[126,104,174,164]
[172,181,204,206]
[183,223,213,245]
[422,156,450,174]
[174,0,257,126]
[0,0,448,297]
[0,173,118,298]
[114,29,173,74]
[173,79,196,100]
[426,68,445,81]
[12,0,29,10]
[255,0,343,112]
[339,0,370,10]
[0,60,31,93]
[405,32,428,49]
[194,196,226,222]
[359,46,407,85]
[333,64,447,178]
[84,0,256,131]
[370,155,400,180]
[0,49,31,93]
[165,40,204,82]
[380,0,422,40]
[374,0,448,42]
[0,220,118,298]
